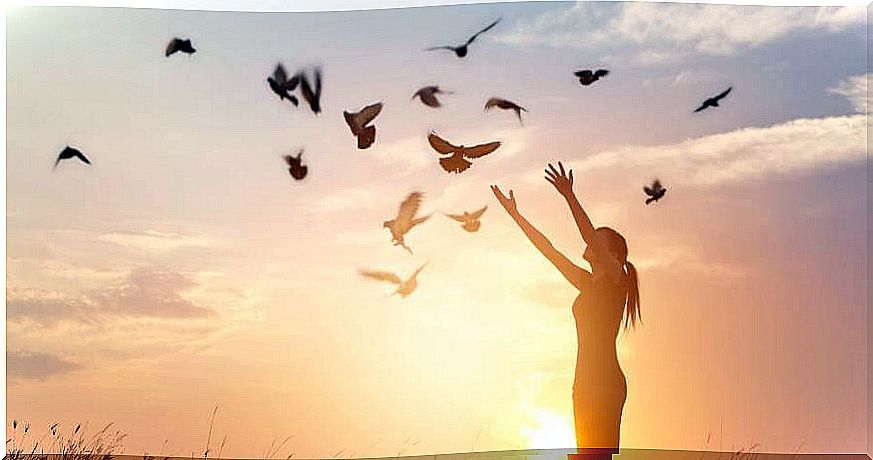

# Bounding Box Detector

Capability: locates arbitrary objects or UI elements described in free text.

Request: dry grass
[6,421,127,460]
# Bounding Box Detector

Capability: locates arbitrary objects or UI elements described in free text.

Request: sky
[5,1,868,458]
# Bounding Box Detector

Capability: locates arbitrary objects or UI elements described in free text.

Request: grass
[6,421,127,460]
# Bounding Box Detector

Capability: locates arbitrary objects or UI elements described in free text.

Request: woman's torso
[572,276,627,389]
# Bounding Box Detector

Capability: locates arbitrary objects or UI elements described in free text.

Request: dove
[445,206,487,233]
[412,86,453,108]
[344,102,383,149]
[383,191,431,254]
[427,132,501,174]
[54,146,91,169]
[359,263,427,298]
[643,179,667,205]
[574,69,609,86]
[484,97,527,125]
[425,18,501,58]
[267,63,300,105]
[165,38,196,57]
[283,149,308,180]
[293,67,323,114]
[694,87,732,112]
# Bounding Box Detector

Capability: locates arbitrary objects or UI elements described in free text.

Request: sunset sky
[5,1,868,457]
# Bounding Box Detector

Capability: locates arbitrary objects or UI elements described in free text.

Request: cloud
[99,230,218,252]
[8,267,219,327]
[7,350,82,380]
[570,114,865,187]
[497,3,864,63]
[828,74,869,114]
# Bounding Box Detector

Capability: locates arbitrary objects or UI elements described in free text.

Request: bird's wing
[470,205,488,220]
[425,46,455,51]
[483,98,502,110]
[53,154,63,169]
[427,132,459,154]
[357,103,384,126]
[396,191,424,224]
[574,70,593,78]
[74,150,91,165]
[461,141,501,159]
[693,103,707,112]
[165,38,179,56]
[715,87,732,100]
[409,214,431,228]
[410,262,428,279]
[595,69,610,78]
[466,18,501,45]
[283,155,294,166]
[273,64,287,83]
[652,179,662,189]
[418,92,440,107]
[445,212,468,223]
[359,269,402,285]
[643,186,655,196]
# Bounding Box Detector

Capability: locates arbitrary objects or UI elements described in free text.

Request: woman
[491,162,641,460]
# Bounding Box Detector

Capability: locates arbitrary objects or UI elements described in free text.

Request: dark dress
[571,274,628,453]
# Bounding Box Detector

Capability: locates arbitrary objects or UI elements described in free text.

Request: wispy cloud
[571,114,865,187]
[7,350,82,381]
[497,3,864,64]
[99,230,218,252]
[827,73,869,114]
[8,267,219,327]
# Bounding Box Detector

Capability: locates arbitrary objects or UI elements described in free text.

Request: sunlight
[522,408,576,449]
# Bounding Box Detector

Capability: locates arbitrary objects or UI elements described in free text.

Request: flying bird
[484,97,527,125]
[344,102,383,149]
[54,146,91,169]
[294,67,323,114]
[412,86,453,108]
[427,132,501,174]
[267,63,300,105]
[383,191,431,254]
[445,206,487,233]
[425,18,501,58]
[283,149,308,180]
[574,69,609,86]
[165,38,196,57]
[643,179,667,205]
[695,87,732,112]
[359,263,428,298]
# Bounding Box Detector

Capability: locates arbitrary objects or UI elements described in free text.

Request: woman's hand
[491,184,519,217]
[545,162,575,198]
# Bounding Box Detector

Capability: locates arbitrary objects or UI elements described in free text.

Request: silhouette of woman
[491,162,641,460]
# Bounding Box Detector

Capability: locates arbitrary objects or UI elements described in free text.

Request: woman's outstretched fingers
[558,162,565,177]
[569,169,574,184]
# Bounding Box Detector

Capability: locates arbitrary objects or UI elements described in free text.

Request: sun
[522,408,576,449]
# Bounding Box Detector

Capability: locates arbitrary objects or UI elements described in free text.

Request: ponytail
[623,260,641,330]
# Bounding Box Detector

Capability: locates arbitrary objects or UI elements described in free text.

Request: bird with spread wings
[425,18,501,58]
[359,263,428,298]
[344,102,383,149]
[427,132,501,174]
[383,191,431,254]
[445,206,488,233]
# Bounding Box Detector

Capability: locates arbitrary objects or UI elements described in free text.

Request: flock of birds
[50,18,734,299]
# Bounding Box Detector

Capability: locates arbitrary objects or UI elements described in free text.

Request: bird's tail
[439,155,472,174]
[645,197,656,205]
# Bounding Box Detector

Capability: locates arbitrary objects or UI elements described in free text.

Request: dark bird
[643,179,667,205]
[267,63,300,105]
[484,97,527,125]
[445,206,487,233]
[383,191,431,254]
[54,146,91,169]
[427,132,501,174]
[412,86,453,108]
[574,69,609,86]
[359,263,428,298]
[425,18,501,58]
[294,67,323,114]
[344,102,383,149]
[165,38,196,57]
[694,87,732,112]
[283,149,308,180]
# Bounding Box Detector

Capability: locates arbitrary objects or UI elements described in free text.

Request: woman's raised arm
[491,185,590,291]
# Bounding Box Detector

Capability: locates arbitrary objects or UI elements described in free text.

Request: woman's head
[584,227,641,330]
